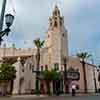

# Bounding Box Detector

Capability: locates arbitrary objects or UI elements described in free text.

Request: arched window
[29,64,32,70]
[54,63,59,71]
[41,65,43,71]
[48,35,50,38]
[50,22,52,26]
[54,21,57,27]
[62,33,64,37]
[53,11,57,16]
[58,10,60,15]
[60,20,62,26]
[45,65,48,70]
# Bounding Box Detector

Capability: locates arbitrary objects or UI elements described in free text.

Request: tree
[77,52,91,93]
[0,63,16,96]
[42,69,60,95]
[33,38,44,93]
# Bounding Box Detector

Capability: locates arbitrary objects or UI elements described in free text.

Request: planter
[0,80,9,96]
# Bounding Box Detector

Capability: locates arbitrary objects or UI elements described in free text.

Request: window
[76,84,79,90]
[48,35,50,38]
[53,11,57,16]
[50,22,52,26]
[54,21,57,27]
[32,65,34,72]
[62,33,64,37]
[54,63,59,71]
[54,17,57,20]
[29,64,32,70]
[60,20,62,26]
[58,10,60,15]
[22,68,24,72]
[41,65,43,71]
[45,65,48,70]
[21,59,25,66]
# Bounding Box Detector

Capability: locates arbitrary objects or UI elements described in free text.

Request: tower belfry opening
[53,5,60,17]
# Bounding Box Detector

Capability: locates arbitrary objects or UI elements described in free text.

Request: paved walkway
[1,95,100,100]
[11,93,100,98]
[11,94,48,98]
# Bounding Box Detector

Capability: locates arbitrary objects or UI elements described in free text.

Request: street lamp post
[0,0,14,45]
[0,14,14,45]
[0,0,7,31]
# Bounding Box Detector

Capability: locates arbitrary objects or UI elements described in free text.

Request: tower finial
[54,4,59,12]
[54,4,58,9]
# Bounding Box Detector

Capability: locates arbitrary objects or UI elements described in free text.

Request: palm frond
[33,38,44,48]
[77,52,91,61]
[40,40,45,47]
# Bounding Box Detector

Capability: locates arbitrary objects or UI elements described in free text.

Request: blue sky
[0,0,100,64]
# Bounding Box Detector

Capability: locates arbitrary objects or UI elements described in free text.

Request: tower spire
[53,5,60,16]
[48,5,64,32]
[54,5,59,11]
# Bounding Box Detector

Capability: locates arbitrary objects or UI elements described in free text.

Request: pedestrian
[72,84,76,96]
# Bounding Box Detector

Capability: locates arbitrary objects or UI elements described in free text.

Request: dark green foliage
[77,52,91,61]
[33,38,44,49]
[42,69,60,95]
[0,63,16,80]
[42,69,60,81]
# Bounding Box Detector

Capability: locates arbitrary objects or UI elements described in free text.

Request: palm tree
[33,38,44,93]
[77,52,91,93]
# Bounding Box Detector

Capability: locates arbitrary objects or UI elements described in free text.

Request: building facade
[0,6,99,94]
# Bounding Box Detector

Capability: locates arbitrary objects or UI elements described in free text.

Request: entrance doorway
[65,84,69,93]
[53,81,60,95]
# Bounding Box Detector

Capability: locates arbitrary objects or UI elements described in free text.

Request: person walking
[72,84,76,96]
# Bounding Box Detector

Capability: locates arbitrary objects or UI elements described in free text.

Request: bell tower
[45,5,69,70]
[48,5,64,32]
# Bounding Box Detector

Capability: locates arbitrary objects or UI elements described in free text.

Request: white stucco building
[0,5,99,94]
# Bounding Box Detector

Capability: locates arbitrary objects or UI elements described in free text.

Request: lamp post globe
[5,13,14,28]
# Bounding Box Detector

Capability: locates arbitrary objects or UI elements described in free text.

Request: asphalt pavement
[0,94,100,100]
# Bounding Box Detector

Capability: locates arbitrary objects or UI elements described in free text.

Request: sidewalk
[11,94,48,98]
[63,93,100,97]
[11,93,100,98]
